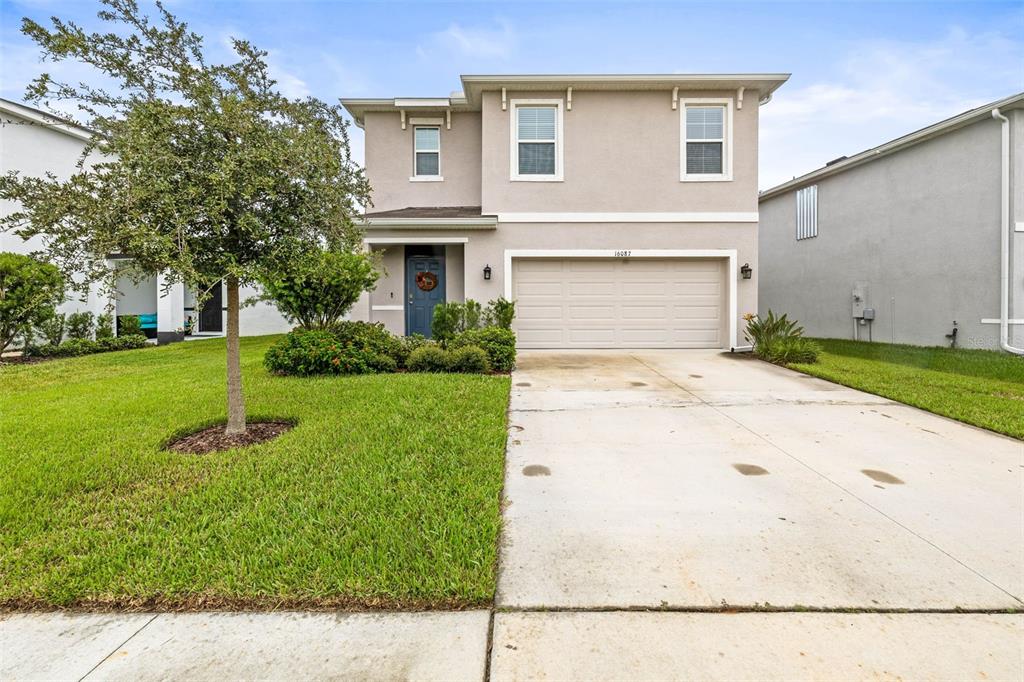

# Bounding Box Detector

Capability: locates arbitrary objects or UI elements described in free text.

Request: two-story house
[342,73,789,349]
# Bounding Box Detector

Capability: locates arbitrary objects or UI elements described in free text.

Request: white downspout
[992,108,1024,355]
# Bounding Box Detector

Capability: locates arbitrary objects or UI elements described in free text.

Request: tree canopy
[0,0,372,432]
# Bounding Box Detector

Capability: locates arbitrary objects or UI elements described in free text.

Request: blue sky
[2,1,1022,188]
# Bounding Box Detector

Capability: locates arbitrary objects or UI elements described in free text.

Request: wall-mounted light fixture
[740,263,752,280]
[483,264,492,280]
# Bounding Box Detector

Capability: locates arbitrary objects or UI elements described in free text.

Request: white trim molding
[510,98,565,182]
[503,248,741,350]
[364,236,469,245]
[680,97,734,182]
[408,176,444,182]
[981,318,1024,325]
[362,217,497,230]
[371,305,404,311]
[496,211,758,223]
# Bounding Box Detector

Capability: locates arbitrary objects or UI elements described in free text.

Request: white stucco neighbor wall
[1,103,291,340]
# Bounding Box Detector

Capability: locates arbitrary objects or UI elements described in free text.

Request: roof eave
[0,98,94,142]
[760,91,1024,201]
[360,217,498,230]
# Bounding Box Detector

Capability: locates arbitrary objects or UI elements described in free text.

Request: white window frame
[796,185,818,240]
[680,98,733,182]
[510,99,564,182]
[410,125,443,182]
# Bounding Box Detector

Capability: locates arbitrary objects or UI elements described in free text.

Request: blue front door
[406,255,445,337]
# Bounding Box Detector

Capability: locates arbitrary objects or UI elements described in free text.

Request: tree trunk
[224,275,246,435]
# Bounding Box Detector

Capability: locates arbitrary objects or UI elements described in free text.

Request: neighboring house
[0,98,290,342]
[342,73,789,349]
[759,93,1024,352]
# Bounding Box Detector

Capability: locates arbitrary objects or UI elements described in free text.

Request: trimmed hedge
[448,345,491,373]
[450,327,516,371]
[29,334,150,358]
[265,321,511,376]
[263,328,394,376]
[406,345,451,373]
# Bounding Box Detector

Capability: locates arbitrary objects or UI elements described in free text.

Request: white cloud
[424,19,517,59]
[760,27,1024,189]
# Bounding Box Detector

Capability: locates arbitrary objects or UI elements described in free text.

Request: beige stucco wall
[480,90,759,214]
[364,112,482,212]
[362,223,756,347]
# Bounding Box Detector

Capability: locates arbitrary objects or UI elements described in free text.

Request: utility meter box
[862,308,876,321]
[852,282,869,318]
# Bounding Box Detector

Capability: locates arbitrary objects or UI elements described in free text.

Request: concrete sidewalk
[1,611,490,681]
[3,609,1022,680]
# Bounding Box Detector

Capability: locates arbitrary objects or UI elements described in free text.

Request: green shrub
[451,327,517,371]
[117,315,143,337]
[29,334,148,358]
[98,334,149,352]
[406,344,451,372]
[66,311,95,340]
[0,252,65,355]
[744,310,803,349]
[327,320,403,362]
[264,329,389,376]
[431,301,465,344]
[95,312,115,339]
[36,312,66,345]
[485,297,516,329]
[448,345,491,373]
[394,334,431,368]
[260,250,379,329]
[758,336,821,365]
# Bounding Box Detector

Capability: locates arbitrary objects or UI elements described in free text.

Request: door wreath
[416,271,438,291]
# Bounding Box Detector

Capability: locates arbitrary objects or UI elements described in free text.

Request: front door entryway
[406,250,445,337]
[199,281,223,332]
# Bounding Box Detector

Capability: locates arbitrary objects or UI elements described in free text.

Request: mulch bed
[165,421,294,455]
[0,355,49,365]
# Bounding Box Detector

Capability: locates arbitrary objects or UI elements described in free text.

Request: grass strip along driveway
[792,339,1024,440]
[0,336,510,610]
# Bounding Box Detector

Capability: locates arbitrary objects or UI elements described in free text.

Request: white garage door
[513,258,725,349]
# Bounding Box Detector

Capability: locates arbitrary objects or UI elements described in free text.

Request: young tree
[0,252,65,356]
[260,249,380,331]
[0,0,370,433]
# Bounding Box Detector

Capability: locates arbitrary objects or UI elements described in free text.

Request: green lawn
[0,336,510,609]
[791,339,1024,439]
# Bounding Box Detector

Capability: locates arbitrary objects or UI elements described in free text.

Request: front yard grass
[791,339,1024,439]
[0,336,510,610]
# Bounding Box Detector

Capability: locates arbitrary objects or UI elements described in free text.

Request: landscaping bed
[791,339,1024,440]
[0,335,510,610]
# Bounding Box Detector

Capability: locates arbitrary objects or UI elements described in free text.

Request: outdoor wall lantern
[483,264,492,280]
[740,263,753,280]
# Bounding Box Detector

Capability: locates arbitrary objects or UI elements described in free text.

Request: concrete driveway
[494,350,1023,677]
[499,350,1023,609]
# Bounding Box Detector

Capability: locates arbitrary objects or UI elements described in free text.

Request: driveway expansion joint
[78,613,158,681]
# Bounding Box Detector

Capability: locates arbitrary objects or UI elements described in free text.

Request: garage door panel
[567,282,617,297]
[568,305,616,320]
[514,258,725,349]
[519,304,566,319]
[517,281,563,296]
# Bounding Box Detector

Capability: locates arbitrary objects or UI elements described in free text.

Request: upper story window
[796,185,818,240]
[681,99,733,182]
[511,100,563,181]
[412,126,441,181]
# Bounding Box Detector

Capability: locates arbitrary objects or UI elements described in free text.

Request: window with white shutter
[796,185,818,240]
